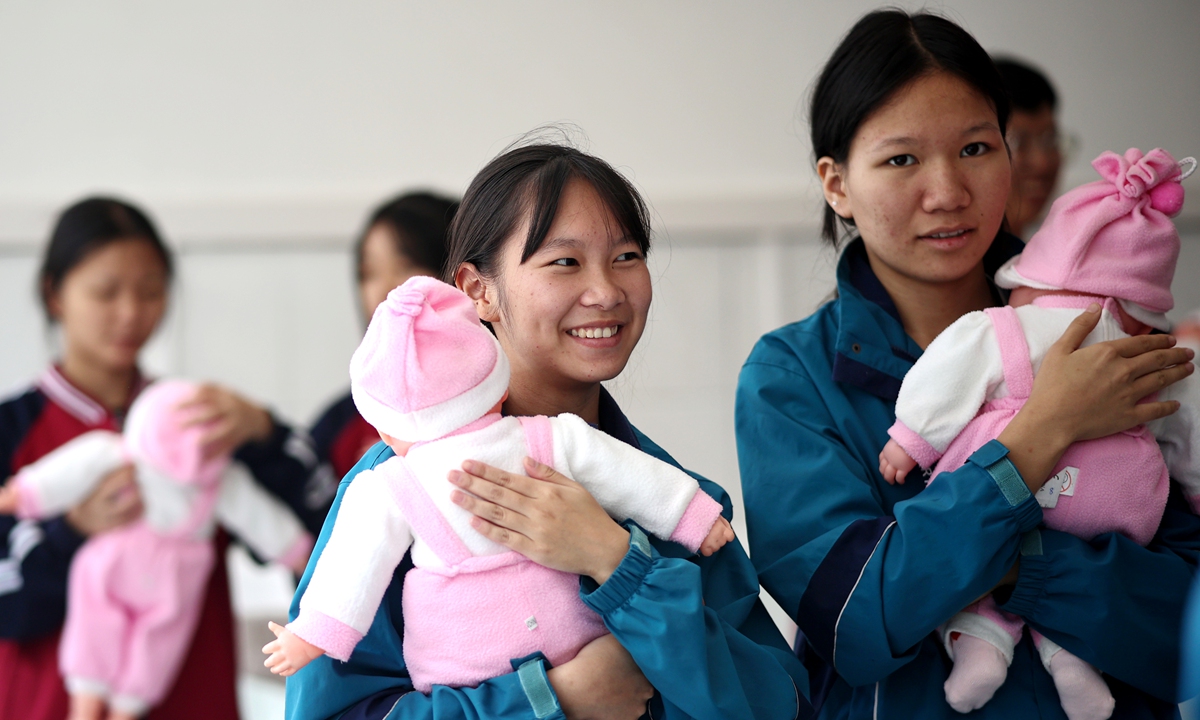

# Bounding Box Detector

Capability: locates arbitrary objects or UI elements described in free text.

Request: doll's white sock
[1046,649,1114,720]
[943,633,1009,713]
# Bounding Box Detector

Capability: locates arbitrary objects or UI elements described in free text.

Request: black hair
[355,191,459,280]
[38,196,173,322]
[443,142,651,285]
[993,57,1058,114]
[810,9,1011,245]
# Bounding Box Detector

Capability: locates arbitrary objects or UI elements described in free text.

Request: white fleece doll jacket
[273,277,728,693]
[0,379,313,717]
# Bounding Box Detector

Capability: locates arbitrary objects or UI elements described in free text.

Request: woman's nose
[923,161,971,212]
[580,269,624,309]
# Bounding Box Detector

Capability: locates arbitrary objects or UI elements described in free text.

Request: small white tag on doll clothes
[1035,466,1079,509]
[525,616,538,631]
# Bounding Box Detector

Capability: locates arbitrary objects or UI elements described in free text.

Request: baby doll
[263,276,734,692]
[878,148,1198,720]
[0,379,313,720]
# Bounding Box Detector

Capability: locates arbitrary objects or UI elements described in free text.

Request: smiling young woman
[737,9,1198,719]
[285,143,810,720]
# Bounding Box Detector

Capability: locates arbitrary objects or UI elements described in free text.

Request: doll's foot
[944,634,1009,713]
[1047,649,1114,720]
[68,693,106,720]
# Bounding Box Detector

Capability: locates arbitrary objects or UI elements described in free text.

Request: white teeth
[569,326,618,338]
[930,230,966,239]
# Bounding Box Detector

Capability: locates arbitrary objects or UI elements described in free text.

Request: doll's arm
[549,414,724,553]
[214,462,314,573]
[890,311,1005,468]
[6,431,125,518]
[286,465,414,661]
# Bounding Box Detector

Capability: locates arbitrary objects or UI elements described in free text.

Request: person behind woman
[309,192,459,483]
[285,143,811,720]
[736,10,1199,719]
[993,57,1067,237]
[0,197,314,720]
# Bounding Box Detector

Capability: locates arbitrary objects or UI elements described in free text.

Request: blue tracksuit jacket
[736,236,1200,719]
[285,388,811,720]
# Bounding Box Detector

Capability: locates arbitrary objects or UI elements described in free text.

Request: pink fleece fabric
[59,521,215,709]
[1000,148,1186,317]
[350,277,509,442]
[888,420,942,469]
[125,380,229,487]
[668,491,724,553]
[287,610,364,663]
[12,472,43,519]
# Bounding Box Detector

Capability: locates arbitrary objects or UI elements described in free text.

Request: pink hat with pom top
[124,379,230,486]
[350,275,510,442]
[996,148,1196,331]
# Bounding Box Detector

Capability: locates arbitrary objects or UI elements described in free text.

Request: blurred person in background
[308,192,459,483]
[0,197,316,720]
[994,57,1070,238]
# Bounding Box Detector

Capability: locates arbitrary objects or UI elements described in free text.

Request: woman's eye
[887,154,917,168]
[550,258,578,267]
[615,251,642,262]
[961,142,988,157]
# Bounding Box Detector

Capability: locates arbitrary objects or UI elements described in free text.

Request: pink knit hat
[124,379,230,486]
[996,148,1195,331]
[350,276,510,442]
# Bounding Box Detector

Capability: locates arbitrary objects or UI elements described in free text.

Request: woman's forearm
[995,406,1075,494]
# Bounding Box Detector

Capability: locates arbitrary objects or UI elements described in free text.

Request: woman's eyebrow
[538,234,633,253]
[872,135,919,152]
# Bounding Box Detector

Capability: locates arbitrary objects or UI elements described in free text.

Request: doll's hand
[700,516,734,557]
[879,440,918,485]
[0,480,18,515]
[262,621,324,677]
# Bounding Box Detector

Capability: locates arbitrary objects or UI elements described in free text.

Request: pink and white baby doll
[262,276,733,692]
[0,379,314,720]
[878,148,1198,720]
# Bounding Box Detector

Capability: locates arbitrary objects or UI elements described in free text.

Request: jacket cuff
[42,517,86,557]
[517,658,566,720]
[887,420,941,469]
[996,530,1052,618]
[12,475,43,520]
[667,491,724,554]
[580,524,654,616]
[967,440,1043,531]
[288,609,362,662]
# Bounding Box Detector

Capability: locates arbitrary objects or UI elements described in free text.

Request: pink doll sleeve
[666,490,725,553]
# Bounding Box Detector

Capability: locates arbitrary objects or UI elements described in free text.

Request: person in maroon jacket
[0,196,308,720]
[309,192,458,481]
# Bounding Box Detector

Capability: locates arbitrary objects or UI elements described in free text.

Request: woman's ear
[455,263,501,323]
[817,157,853,219]
[41,278,62,322]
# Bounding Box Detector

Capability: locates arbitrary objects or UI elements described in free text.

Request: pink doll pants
[933,307,1168,659]
[59,521,214,715]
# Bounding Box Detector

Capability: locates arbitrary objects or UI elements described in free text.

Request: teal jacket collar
[831,233,1024,401]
